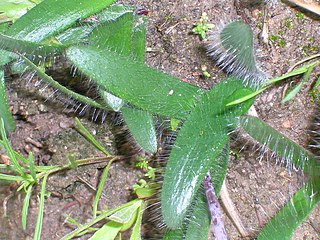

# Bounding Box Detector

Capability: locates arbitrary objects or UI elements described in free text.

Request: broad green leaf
[258,182,320,240]
[163,229,184,240]
[0,69,15,132]
[161,79,254,228]
[121,107,157,153]
[55,25,94,45]
[22,184,33,230]
[95,5,134,24]
[0,49,15,65]
[5,0,115,42]
[33,174,48,240]
[207,21,266,86]
[210,142,230,195]
[89,221,122,240]
[66,46,203,119]
[131,14,147,62]
[89,12,133,56]
[108,199,143,224]
[184,191,210,240]
[240,116,319,177]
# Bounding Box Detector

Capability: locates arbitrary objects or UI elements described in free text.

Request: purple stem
[203,171,228,240]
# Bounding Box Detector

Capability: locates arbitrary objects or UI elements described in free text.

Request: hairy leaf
[161,79,254,228]
[5,0,115,42]
[258,182,320,240]
[121,107,157,153]
[66,46,203,119]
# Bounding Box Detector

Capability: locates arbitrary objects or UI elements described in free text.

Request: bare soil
[0,0,320,239]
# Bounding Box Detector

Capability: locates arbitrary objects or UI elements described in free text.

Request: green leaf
[258,182,320,240]
[281,64,314,103]
[0,32,66,56]
[131,15,147,63]
[0,49,15,65]
[93,160,113,218]
[207,21,265,86]
[163,229,184,240]
[89,12,133,55]
[161,79,253,228]
[121,107,157,153]
[99,90,124,112]
[0,173,23,181]
[184,191,210,240]
[0,69,15,132]
[66,46,203,119]
[33,174,48,240]
[22,184,33,230]
[240,116,319,177]
[5,0,115,42]
[108,200,143,224]
[89,221,122,240]
[28,152,36,181]
[130,204,144,240]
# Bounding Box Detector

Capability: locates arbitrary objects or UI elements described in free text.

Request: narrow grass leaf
[0,69,15,132]
[22,184,33,230]
[33,174,48,240]
[0,119,24,175]
[73,117,111,156]
[121,107,157,153]
[28,152,36,181]
[282,65,314,103]
[93,160,113,218]
[108,200,143,224]
[258,182,320,240]
[0,173,23,181]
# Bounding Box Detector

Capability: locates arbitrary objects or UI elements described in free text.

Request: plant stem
[203,171,227,240]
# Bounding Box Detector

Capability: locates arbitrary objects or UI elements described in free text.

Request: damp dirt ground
[0,0,320,239]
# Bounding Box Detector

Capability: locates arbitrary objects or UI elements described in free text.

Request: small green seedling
[192,12,214,39]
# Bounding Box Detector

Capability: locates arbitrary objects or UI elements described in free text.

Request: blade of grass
[73,118,111,156]
[0,173,24,181]
[93,159,114,218]
[28,152,36,181]
[281,64,314,103]
[22,184,33,230]
[0,118,24,175]
[0,70,15,132]
[33,174,48,240]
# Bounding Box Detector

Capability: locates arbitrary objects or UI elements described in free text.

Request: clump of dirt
[1,0,320,239]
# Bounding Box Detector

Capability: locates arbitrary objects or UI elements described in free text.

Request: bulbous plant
[0,0,319,239]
